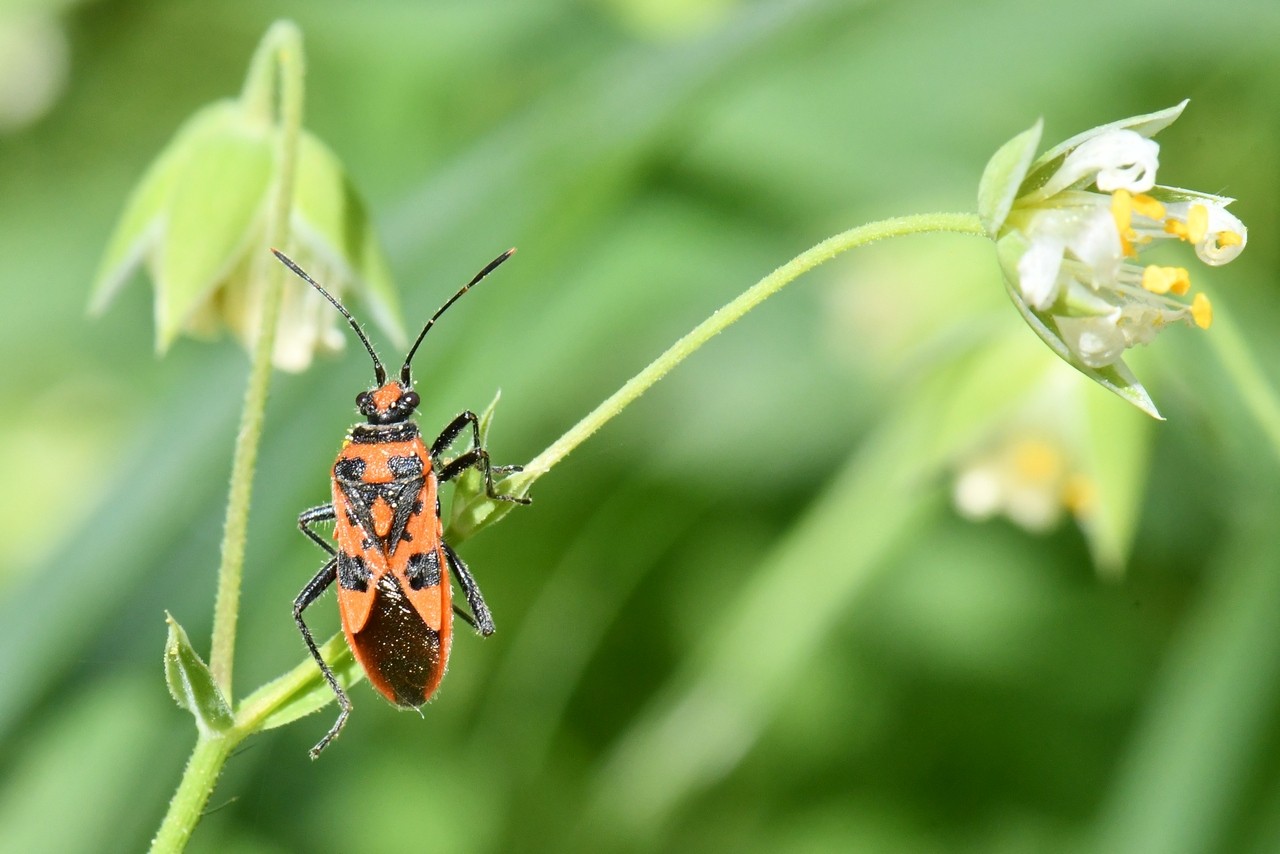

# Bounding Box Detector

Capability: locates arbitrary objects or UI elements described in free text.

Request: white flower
[979,102,1247,417]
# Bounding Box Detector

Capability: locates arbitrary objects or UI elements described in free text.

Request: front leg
[433,411,530,505]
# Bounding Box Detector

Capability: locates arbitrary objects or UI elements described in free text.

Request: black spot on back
[334,458,366,480]
[406,550,441,590]
[388,454,424,479]
[337,553,370,591]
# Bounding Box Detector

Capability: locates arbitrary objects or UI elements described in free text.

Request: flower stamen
[1110,189,1137,257]
[1141,265,1190,296]
[1216,230,1244,249]
[1130,193,1166,221]
[1165,203,1210,245]
[1191,292,1213,329]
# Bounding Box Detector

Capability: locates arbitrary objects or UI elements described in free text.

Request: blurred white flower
[953,434,1093,533]
[0,12,69,133]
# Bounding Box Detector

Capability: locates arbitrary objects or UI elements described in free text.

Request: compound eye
[355,391,371,409]
[402,391,420,410]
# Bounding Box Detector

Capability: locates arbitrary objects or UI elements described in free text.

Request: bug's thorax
[331,430,438,556]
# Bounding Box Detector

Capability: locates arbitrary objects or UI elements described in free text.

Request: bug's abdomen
[330,427,455,707]
[346,572,451,708]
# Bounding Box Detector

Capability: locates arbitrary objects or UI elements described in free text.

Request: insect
[274,247,530,759]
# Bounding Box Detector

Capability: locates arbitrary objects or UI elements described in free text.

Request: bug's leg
[443,542,495,636]
[298,504,337,555]
[293,558,351,759]
[438,448,531,505]
[431,411,530,505]
[430,410,481,458]
[452,604,479,631]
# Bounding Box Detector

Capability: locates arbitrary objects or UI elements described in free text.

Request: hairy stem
[520,212,984,478]
[152,21,305,854]
[208,20,305,696]
[149,735,239,853]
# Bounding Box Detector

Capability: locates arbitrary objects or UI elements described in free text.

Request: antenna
[400,248,515,383]
[272,249,387,386]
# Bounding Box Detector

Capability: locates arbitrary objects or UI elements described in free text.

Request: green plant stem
[1203,303,1280,467]
[208,20,305,696]
[149,735,238,853]
[519,212,984,480]
[151,21,305,854]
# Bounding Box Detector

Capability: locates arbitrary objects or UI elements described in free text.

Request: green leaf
[291,131,404,346]
[1079,385,1151,575]
[254,635,360,732]
[977,119,1041,237]
[995,232,1162,420]
[1019,100,1188,199]
[154,104,275,350]
[163,613,233,734]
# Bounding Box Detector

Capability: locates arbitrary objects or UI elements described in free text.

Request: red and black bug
[274,248,529,759]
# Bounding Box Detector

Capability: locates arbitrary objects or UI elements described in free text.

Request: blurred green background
[2,0,1279,851]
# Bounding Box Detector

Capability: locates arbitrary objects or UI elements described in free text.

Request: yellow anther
[1163,205,1209,244]
[1110,189,1133,232]
[1110,190,1140,257]
[1191,292,1213,329]
[1217,230,1244,248]
[1142,265,1189,295]
[1185,204,1209,244]
[1130,193,1166,221]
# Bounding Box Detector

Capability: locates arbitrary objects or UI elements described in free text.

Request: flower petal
[1057,315,1126,368]
[1032,130,1159,200]
[1020,101,1187,197]
[1016,232,1066,310]
[154,106,274,350]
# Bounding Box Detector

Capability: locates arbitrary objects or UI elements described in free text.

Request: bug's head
[356,381,420,424]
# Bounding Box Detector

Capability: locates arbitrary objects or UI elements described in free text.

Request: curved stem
[444,213,984,543]
[521,212,984,477]
[208,20,305,696]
